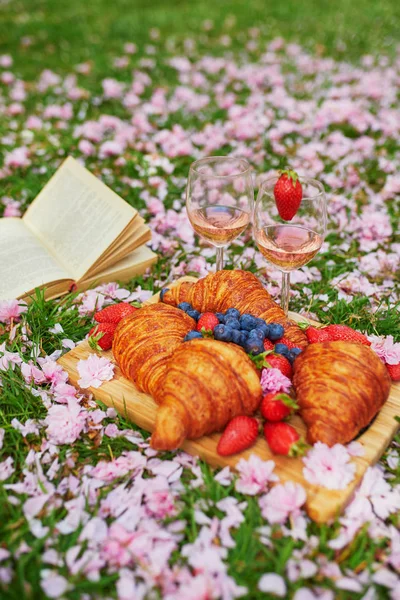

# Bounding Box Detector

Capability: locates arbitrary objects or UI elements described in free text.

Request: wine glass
[186,157,253,271]
[253,176,327,315]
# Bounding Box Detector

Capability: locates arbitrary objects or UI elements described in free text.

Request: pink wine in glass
[256,224,322,271]
[189,205,250,246]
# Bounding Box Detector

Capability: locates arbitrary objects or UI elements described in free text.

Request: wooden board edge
[57,276,400,523]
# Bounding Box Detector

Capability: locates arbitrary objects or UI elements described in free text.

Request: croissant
[151,339,262,450]
[161,269,307,349]
[112,303,194,398]
[293,341,391,446]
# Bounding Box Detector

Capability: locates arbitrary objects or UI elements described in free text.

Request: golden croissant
[161,269,307,349]
[112,303,194,398]
[293,341,391,446]
[150,339,262,450]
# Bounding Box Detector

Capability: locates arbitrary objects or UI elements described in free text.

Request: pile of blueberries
[177,303,303,365]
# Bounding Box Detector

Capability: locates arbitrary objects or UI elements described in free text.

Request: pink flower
[0,342,22,371]
[0,457,14,481]
[235,455,278,495]
[368,334,400,365]
[259,482,306,523]
[0,54,12,68]
[124,43,137,54]
[45,398,87,444]
[41,571,69,598]
[11,418,40,437]
[21,362,46,385]
[3,201,22,217]
[78,139,95,156]
[102,78,124,99]
[99,140,125,158]
[4,147,30,169]
[0,299,27,322]
[40,360,68,387]
[77,354,115,388]
[90,451,146,482]
[101,523,134,568]
[144,477,177,519]
[25,116,43,129]
[258,573,287,597]
[260,367,292,394]
[0,428,4,450]
[77,289,106,316]
[303,442,356,490]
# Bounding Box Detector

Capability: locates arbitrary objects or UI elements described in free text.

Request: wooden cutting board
[58,277,400,523]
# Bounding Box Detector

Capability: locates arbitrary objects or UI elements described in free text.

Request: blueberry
[159,288,169,302]
[225,308,240,319]
[274,343,290,357]
[268,323,285,341]
[249,328,265,341]
[231,329,242,345]
[216,312,226,323]
[214,324,234,343]
[187,309,200,321]
[239,314,259,331]
[178,302,192,312]
[288,349,300,364]
[256,322,270,337]
[244,337,265,355]
[184,331,203,341]
[291,347,303,357]
[225,317,241,330]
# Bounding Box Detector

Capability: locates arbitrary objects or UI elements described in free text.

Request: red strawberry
[306,326,330,344]
[323,324,371,346]
[217,416,259,456]
[264,353,293,380]
[260,392,299,422]
[89,322,117,351]
[386,363,400,381]
[197,312,219,333]
[264,421,307,456]
[275,336,298,350]
[95,303,137,324]
[263,339,274,351]
[273,170,303,221]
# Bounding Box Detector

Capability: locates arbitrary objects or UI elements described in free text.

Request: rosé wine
[189,205,250,247]
[255,224,322,271]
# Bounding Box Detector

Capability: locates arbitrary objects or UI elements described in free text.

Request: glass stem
[216,247,224,271]
[281,271,290,316]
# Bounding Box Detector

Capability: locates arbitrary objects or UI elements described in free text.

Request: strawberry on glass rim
[273,169,303,221]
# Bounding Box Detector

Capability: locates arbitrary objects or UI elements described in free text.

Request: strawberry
[386,363,400,381]
[197,312,219,334]
[323,324,371,346]
[217,416,259,456]
[263,339,274,351]
[264,353,293,380]
[273,170,303,221]
[89,322,117,351]
[264,421,307,456]
[260,392,299,422]
[306,326,330,344]
[95,303,137,324]
[275,336,298,350]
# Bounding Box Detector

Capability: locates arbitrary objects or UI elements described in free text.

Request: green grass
[1,0,400,83]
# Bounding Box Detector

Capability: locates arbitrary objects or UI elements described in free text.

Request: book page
[0,219,70,300]
[78,246,157,290]
[23,157,137,281]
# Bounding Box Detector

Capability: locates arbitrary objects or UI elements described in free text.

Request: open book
[0,156,157,300]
